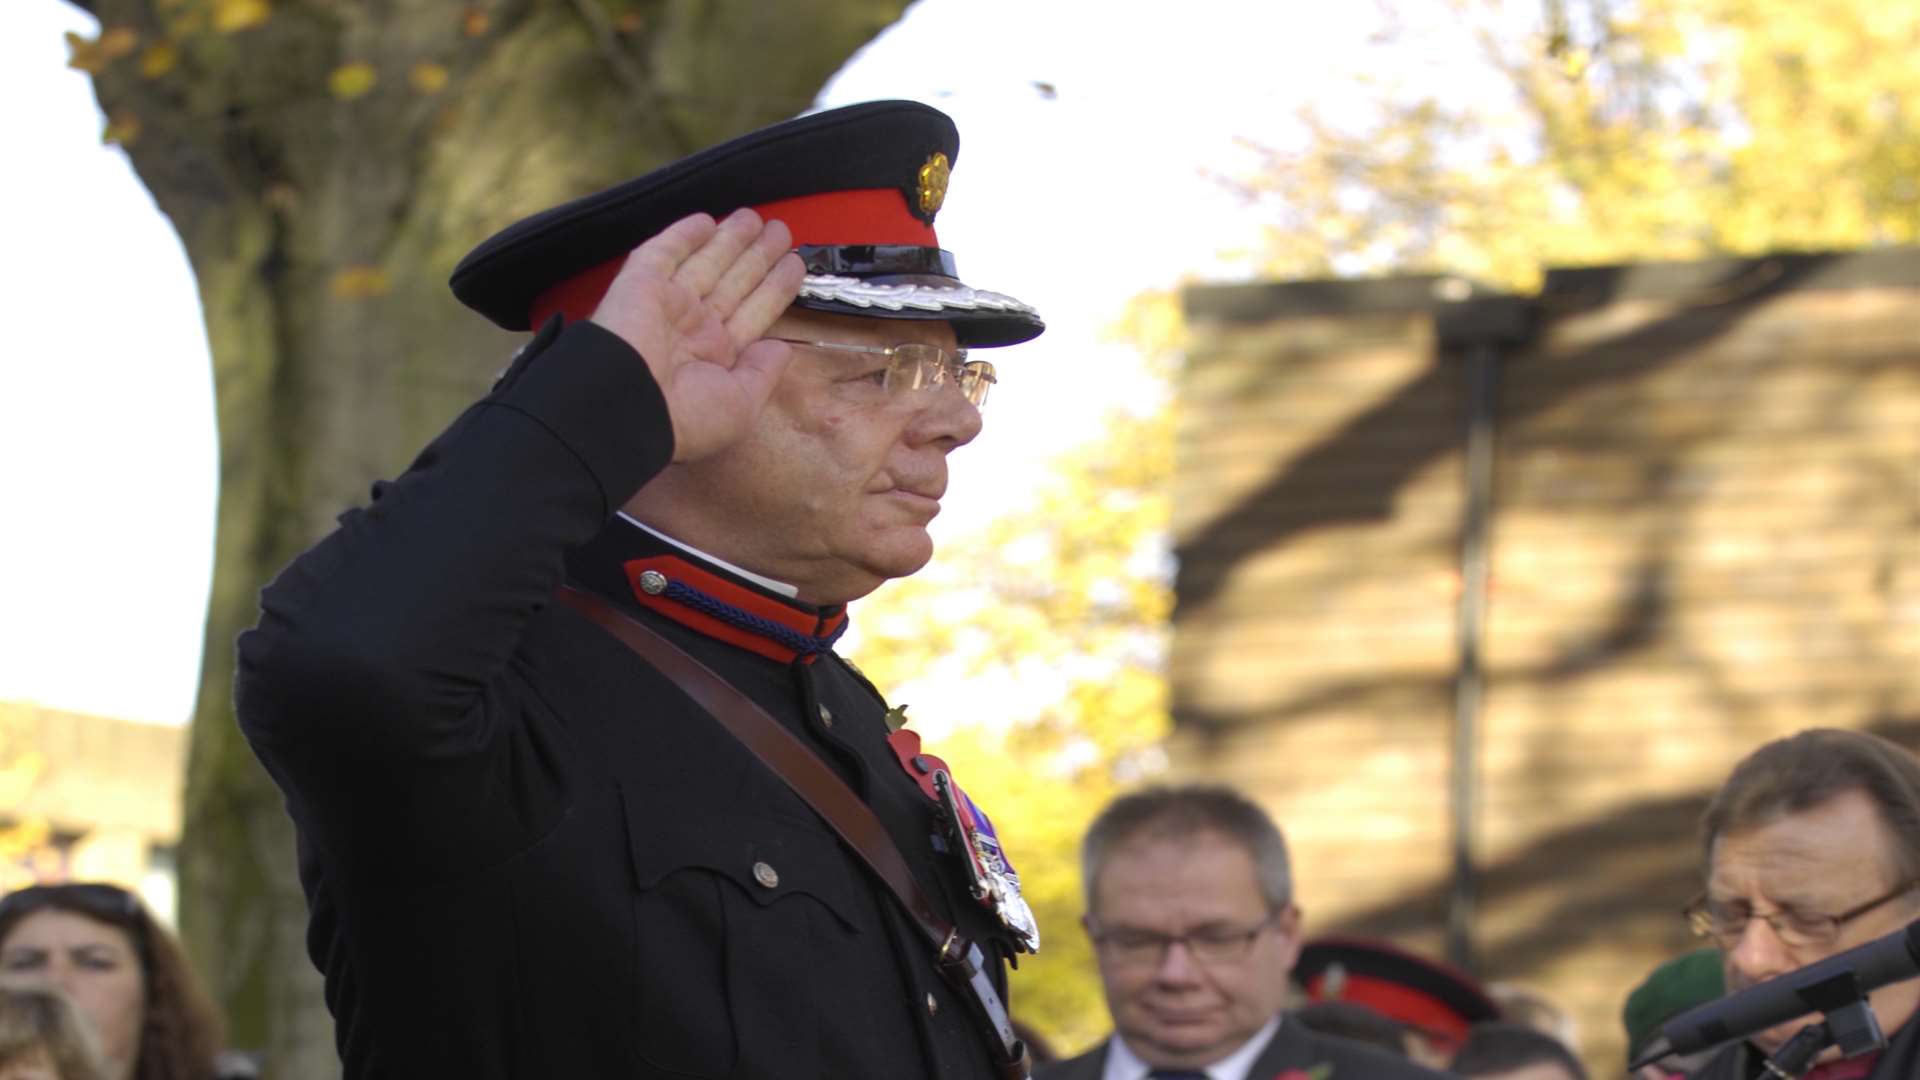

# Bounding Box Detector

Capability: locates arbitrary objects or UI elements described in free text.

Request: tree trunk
[69,1,908,1074]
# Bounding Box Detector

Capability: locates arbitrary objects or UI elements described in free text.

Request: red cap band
[1306,973,1477,1047]
[529,258,622,329]
[754,188,938,247]
[526,188,939,327]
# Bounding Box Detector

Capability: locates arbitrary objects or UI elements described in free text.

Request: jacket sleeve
[235,318,673,876]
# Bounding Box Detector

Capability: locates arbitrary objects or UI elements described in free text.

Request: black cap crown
[450,100,1042,348]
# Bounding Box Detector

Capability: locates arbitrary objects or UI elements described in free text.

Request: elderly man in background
[1040,785,1448,1080]
[1680,728,1920,1079]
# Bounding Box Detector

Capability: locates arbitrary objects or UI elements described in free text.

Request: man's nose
[1726,915,1793,981]
[905,373,983,449]
[1150,939,1206,986]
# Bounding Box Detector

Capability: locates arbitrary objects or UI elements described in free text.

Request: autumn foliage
[851,399,1176,1050]
[1235,0,1920,290]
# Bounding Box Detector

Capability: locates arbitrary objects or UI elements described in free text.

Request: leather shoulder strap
[554,587,1030,1077]
[555,586,954,940]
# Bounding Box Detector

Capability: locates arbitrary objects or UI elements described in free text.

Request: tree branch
[566,0,694,154]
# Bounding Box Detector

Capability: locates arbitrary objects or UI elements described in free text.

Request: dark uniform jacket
[1688,1015,1920,1080]
[236,318,1024,1078]
[1037,1017,1452,1080]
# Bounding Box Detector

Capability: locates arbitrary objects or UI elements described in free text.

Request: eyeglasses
[769,338,997,408]
[1684,880,1919,949]
[1087,910,1283,968]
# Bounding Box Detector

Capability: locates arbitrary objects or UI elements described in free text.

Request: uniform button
[752,861,779,889]
[818,704,834,727]
[925,992,939,1017]
[638,569,668,595]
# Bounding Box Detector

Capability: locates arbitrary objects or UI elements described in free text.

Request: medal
[931,770,1039,952]
[887,728,1041,953]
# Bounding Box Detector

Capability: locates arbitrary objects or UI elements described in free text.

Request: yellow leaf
[102,110,142,146]
[328,62,378,101]
[65,29,136,73]
[330,266,391,298]
[139,43,179,79]
[64,31,105,73]
[408,62,449,95]
[463,9,491,36]
[213,0,272,33]
[99,27,140,60]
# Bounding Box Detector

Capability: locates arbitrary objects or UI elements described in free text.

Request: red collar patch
[621,556,847,664]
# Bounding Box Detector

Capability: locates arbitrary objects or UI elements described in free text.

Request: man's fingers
[725,252,808,348]
[728,338,795,410]
[705,218,795,319]
[626,212,719,278]
[669,208,764,297]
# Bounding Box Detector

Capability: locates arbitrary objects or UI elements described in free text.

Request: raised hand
[589,209,806,463]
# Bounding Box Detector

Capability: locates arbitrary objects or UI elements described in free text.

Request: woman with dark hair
[0,884,226,1080]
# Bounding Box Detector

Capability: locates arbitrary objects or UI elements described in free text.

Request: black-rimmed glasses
[770,338,996,408]
[1087,910,1284,968]
[1684,879,1919,949]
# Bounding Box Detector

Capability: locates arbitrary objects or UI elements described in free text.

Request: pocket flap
[619,782,865,931]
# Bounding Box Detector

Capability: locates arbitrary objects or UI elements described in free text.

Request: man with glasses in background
[1674,728,1920,1080]
[238,102,1043,1078]
[1040,785,1448,1080]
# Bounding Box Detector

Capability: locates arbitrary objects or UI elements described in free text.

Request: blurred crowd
[0,724,1907,1079]
[1020,726,1918,1080]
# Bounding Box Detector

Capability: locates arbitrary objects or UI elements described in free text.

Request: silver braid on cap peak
[798,274,1036,315]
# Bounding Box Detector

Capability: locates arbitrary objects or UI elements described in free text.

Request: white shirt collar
[616,512,800,598]
[1101,1016,1283,1080]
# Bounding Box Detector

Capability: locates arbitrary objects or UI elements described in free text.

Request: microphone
[1630,919,1920,1069]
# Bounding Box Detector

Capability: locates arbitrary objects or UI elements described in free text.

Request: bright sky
[1,0,1471,726]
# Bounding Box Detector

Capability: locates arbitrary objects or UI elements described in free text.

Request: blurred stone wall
[1172,250,1920,1075]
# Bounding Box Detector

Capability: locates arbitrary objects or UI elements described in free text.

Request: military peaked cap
[450,100,1043,348]
[1293,936,1501,1048]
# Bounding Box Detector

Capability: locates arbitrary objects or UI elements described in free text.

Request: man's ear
[1273,903,1305,972]
[1276,903,1302,936]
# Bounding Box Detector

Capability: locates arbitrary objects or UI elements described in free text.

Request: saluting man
[236,101,1042,1079]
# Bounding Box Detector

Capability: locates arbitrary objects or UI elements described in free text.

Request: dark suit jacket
[1038,1016,1453,1080]
[236,318,1023,1078]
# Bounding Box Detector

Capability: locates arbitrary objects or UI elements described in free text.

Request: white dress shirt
[1101,1016,1284,1080]
[618,512,800,597]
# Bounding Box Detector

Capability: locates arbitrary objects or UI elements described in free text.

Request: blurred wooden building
[1172,250,1920,1073]
[0,701,185,922]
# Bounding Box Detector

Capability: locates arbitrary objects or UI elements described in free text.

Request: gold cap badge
[917,152,950,217]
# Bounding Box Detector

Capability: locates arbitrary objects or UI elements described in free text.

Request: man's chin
[1748,1017,1820,1058]
[806,547,931,604]
[854,533,934,581]
[1123,1010,1236,1060]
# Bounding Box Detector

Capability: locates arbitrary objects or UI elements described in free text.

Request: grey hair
[1702,727,1920,884]
[1081,783,1293,914]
